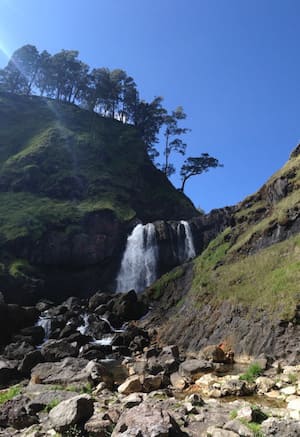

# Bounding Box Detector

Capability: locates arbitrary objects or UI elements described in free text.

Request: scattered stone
[287,397,300,420]
[255,376,274,394]
[123,393,144,408]
[112,402,185,436]
[118,375,142,395]
[261,417,300,436]
[142,374,162,392]
[49,394,94,432]
[206,426,239,436]
[224,419,253,437]
[179,359,214,381]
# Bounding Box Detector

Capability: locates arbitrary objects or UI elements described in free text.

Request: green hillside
[0,92,197,301]
[146,146,300,357]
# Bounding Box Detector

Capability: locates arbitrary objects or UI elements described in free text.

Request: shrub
[239,363,262,383]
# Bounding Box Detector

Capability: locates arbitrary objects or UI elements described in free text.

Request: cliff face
[142,145,300,363]
[0,93,198,303]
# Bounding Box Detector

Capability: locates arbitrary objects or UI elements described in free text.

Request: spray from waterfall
[116,223,159,293]
[177,220,196,262]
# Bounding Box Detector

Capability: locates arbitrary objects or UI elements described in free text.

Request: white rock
[280,386,296,396]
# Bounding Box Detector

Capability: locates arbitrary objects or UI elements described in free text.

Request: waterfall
[77,313,89,335]
[36,312,52,341]
[116,223,159,293]
[177,220,196,262]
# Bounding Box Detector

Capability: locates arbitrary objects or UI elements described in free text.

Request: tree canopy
[0,44,223,192]
[180,154,223,192]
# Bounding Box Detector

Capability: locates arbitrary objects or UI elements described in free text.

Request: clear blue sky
[0,0,300,212]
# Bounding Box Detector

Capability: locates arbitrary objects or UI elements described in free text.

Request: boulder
[224,419,253,437]
[117,375,142,395]
[31,357,90,385]
[220,379,253,397]
[179,359,214,381]
[3,342,35,360]
[0,395,38,429]
[112,402,185,436]
[261,417,300,436]
[142,374,162,393]
[18,350,43,376]
[255,376,275,394]
[123,393,144,408]
[41,339,79,361]
[199,345,226,363]
[49,394,94,432]
[27,390,77,414]
[170,372,188,390]
[287,397,300,420]
[206,426,239,436]
[89,291,114,311]
[0,358,19,388]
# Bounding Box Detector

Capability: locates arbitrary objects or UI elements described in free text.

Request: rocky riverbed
[0,291,299,436]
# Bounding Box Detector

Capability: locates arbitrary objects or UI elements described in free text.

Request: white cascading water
[36,311,52,341]
[177,220,196,262]
[116,223,159,293]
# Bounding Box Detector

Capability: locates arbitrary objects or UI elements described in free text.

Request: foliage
[148,266,185,300]
[288,373,298,384]
[0,385,21,404]
[229,409,238,419]
[161,106,190,176]
[239,363,263,383]
[44,399,60,413]
[180,153,223,192]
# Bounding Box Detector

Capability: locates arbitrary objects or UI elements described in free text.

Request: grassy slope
[0,92,197,246]
[190,149,300,319]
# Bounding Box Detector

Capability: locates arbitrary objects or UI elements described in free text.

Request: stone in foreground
[49,394,94,432]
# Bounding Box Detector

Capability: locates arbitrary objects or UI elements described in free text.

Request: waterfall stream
[116,223,159,293]
[178,220,196,262]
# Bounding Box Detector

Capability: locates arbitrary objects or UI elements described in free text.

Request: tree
[180,153,223,192]
[161,106,190,177]
[133,96,166,161]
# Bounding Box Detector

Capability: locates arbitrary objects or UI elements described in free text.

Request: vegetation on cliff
[0,92,197,299]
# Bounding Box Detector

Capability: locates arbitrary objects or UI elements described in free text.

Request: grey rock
[49,394,94,432]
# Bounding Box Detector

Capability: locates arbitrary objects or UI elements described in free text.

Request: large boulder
[261,417,300,436]
[31,357,90,385]
[0,358,19,388]
[179,359,214,381]
[118,375,142,395]
[41,338,79,361]
[49,394,94,432]
[0,395,38,429]
[112,402,185,436]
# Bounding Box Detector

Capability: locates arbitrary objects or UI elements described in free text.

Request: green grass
[148,265,185,300]
[44,399,60,413]
[239,363,263,383]
[0,385,21,404]
[192,232,300,319]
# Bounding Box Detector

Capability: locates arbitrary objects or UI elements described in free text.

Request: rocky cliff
[142,145,300,363]
[0,92,200,303]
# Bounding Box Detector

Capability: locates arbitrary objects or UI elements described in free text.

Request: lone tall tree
[180,153,223,192]
[162,106,190,177]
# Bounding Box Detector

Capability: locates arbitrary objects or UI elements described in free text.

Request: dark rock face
[153,207,234,276]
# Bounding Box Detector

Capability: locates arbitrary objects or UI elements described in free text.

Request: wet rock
[40,339,79,361]
[3,342,35,360]
[118,375,142,395]
[113,290,148,322]
[89,291,114,311]
[49,394,94,432]
[112,402,186,436]
[14,326,45,346]
[0,395,39,430]
[179,359,214,381]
